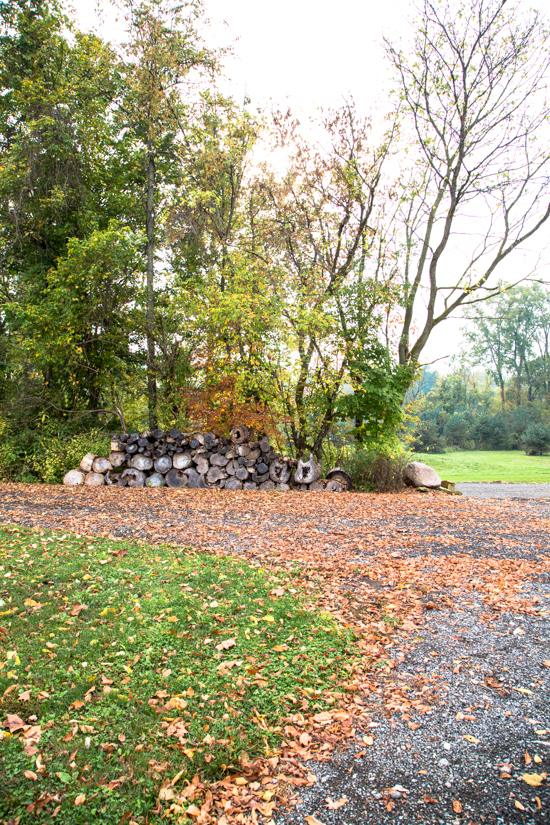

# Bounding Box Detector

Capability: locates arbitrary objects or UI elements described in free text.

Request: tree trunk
[146,140,157,429]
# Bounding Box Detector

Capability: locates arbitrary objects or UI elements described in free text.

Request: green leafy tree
[118,0,216,427]
[0,0,130,410]
[464,285,550,407]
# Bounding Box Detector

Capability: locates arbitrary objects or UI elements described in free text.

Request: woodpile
[63,426,352,492]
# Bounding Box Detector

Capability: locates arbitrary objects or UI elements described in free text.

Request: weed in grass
[0,526,357,824]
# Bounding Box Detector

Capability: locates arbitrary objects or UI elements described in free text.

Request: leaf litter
[0,483,549,823]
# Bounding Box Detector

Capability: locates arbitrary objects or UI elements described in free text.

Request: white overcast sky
[70,0,549,373]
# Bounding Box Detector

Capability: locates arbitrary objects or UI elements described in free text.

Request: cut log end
[230,424,251,444]
[64,469,85,486]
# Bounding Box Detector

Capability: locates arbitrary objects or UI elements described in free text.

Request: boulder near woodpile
[63,426,353,492]
[402,461,442,489]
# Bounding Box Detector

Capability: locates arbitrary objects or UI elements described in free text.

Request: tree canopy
[1,0,549,476]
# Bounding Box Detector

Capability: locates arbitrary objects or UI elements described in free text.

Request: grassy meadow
[412,450,550,483]
[0,526,357,824]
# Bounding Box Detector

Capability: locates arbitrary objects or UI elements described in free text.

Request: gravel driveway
[457,483,550,500]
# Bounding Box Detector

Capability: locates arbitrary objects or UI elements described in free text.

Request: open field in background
[412,450,550,483]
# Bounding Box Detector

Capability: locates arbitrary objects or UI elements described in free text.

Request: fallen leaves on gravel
[326,796,348,809]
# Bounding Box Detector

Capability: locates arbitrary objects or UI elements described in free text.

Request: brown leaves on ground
[1,483,549,824]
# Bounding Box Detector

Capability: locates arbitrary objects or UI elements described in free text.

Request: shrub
[33,430,112,483]
[522,423,550,456]
[343,447,410,492]
[0,424,111,484]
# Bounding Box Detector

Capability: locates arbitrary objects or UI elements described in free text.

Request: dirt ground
[0,483,548,824]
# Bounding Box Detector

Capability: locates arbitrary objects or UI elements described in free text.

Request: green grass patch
[0,526,357,823]
[412,449,550,482]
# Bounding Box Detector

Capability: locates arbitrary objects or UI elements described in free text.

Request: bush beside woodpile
[63,425,352,492]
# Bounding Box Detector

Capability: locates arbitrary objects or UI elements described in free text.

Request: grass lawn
[412,449,550,483]
[0,526,357,824]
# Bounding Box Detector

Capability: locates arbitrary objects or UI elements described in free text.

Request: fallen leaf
[453,799,462,813]
[423,795,438,804]
[63,725,77,742]
[515,800,526,811]
[305,817,325,825]
[312,712,332,725]
[215,638,236,651]
[525,751,532,765]
[70,604,87,616]
[522,772,547,787]
[74,794,86,806]
[24,770,38,781]
[5,714,24,732]
[463,734,480,744]
[512,687,534,696]
[326,797,348,810]
[363,735,374,745]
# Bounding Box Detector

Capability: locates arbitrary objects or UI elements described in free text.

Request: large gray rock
[403,461,441,489]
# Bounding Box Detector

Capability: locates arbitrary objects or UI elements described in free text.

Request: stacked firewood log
[63,424,352,492]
